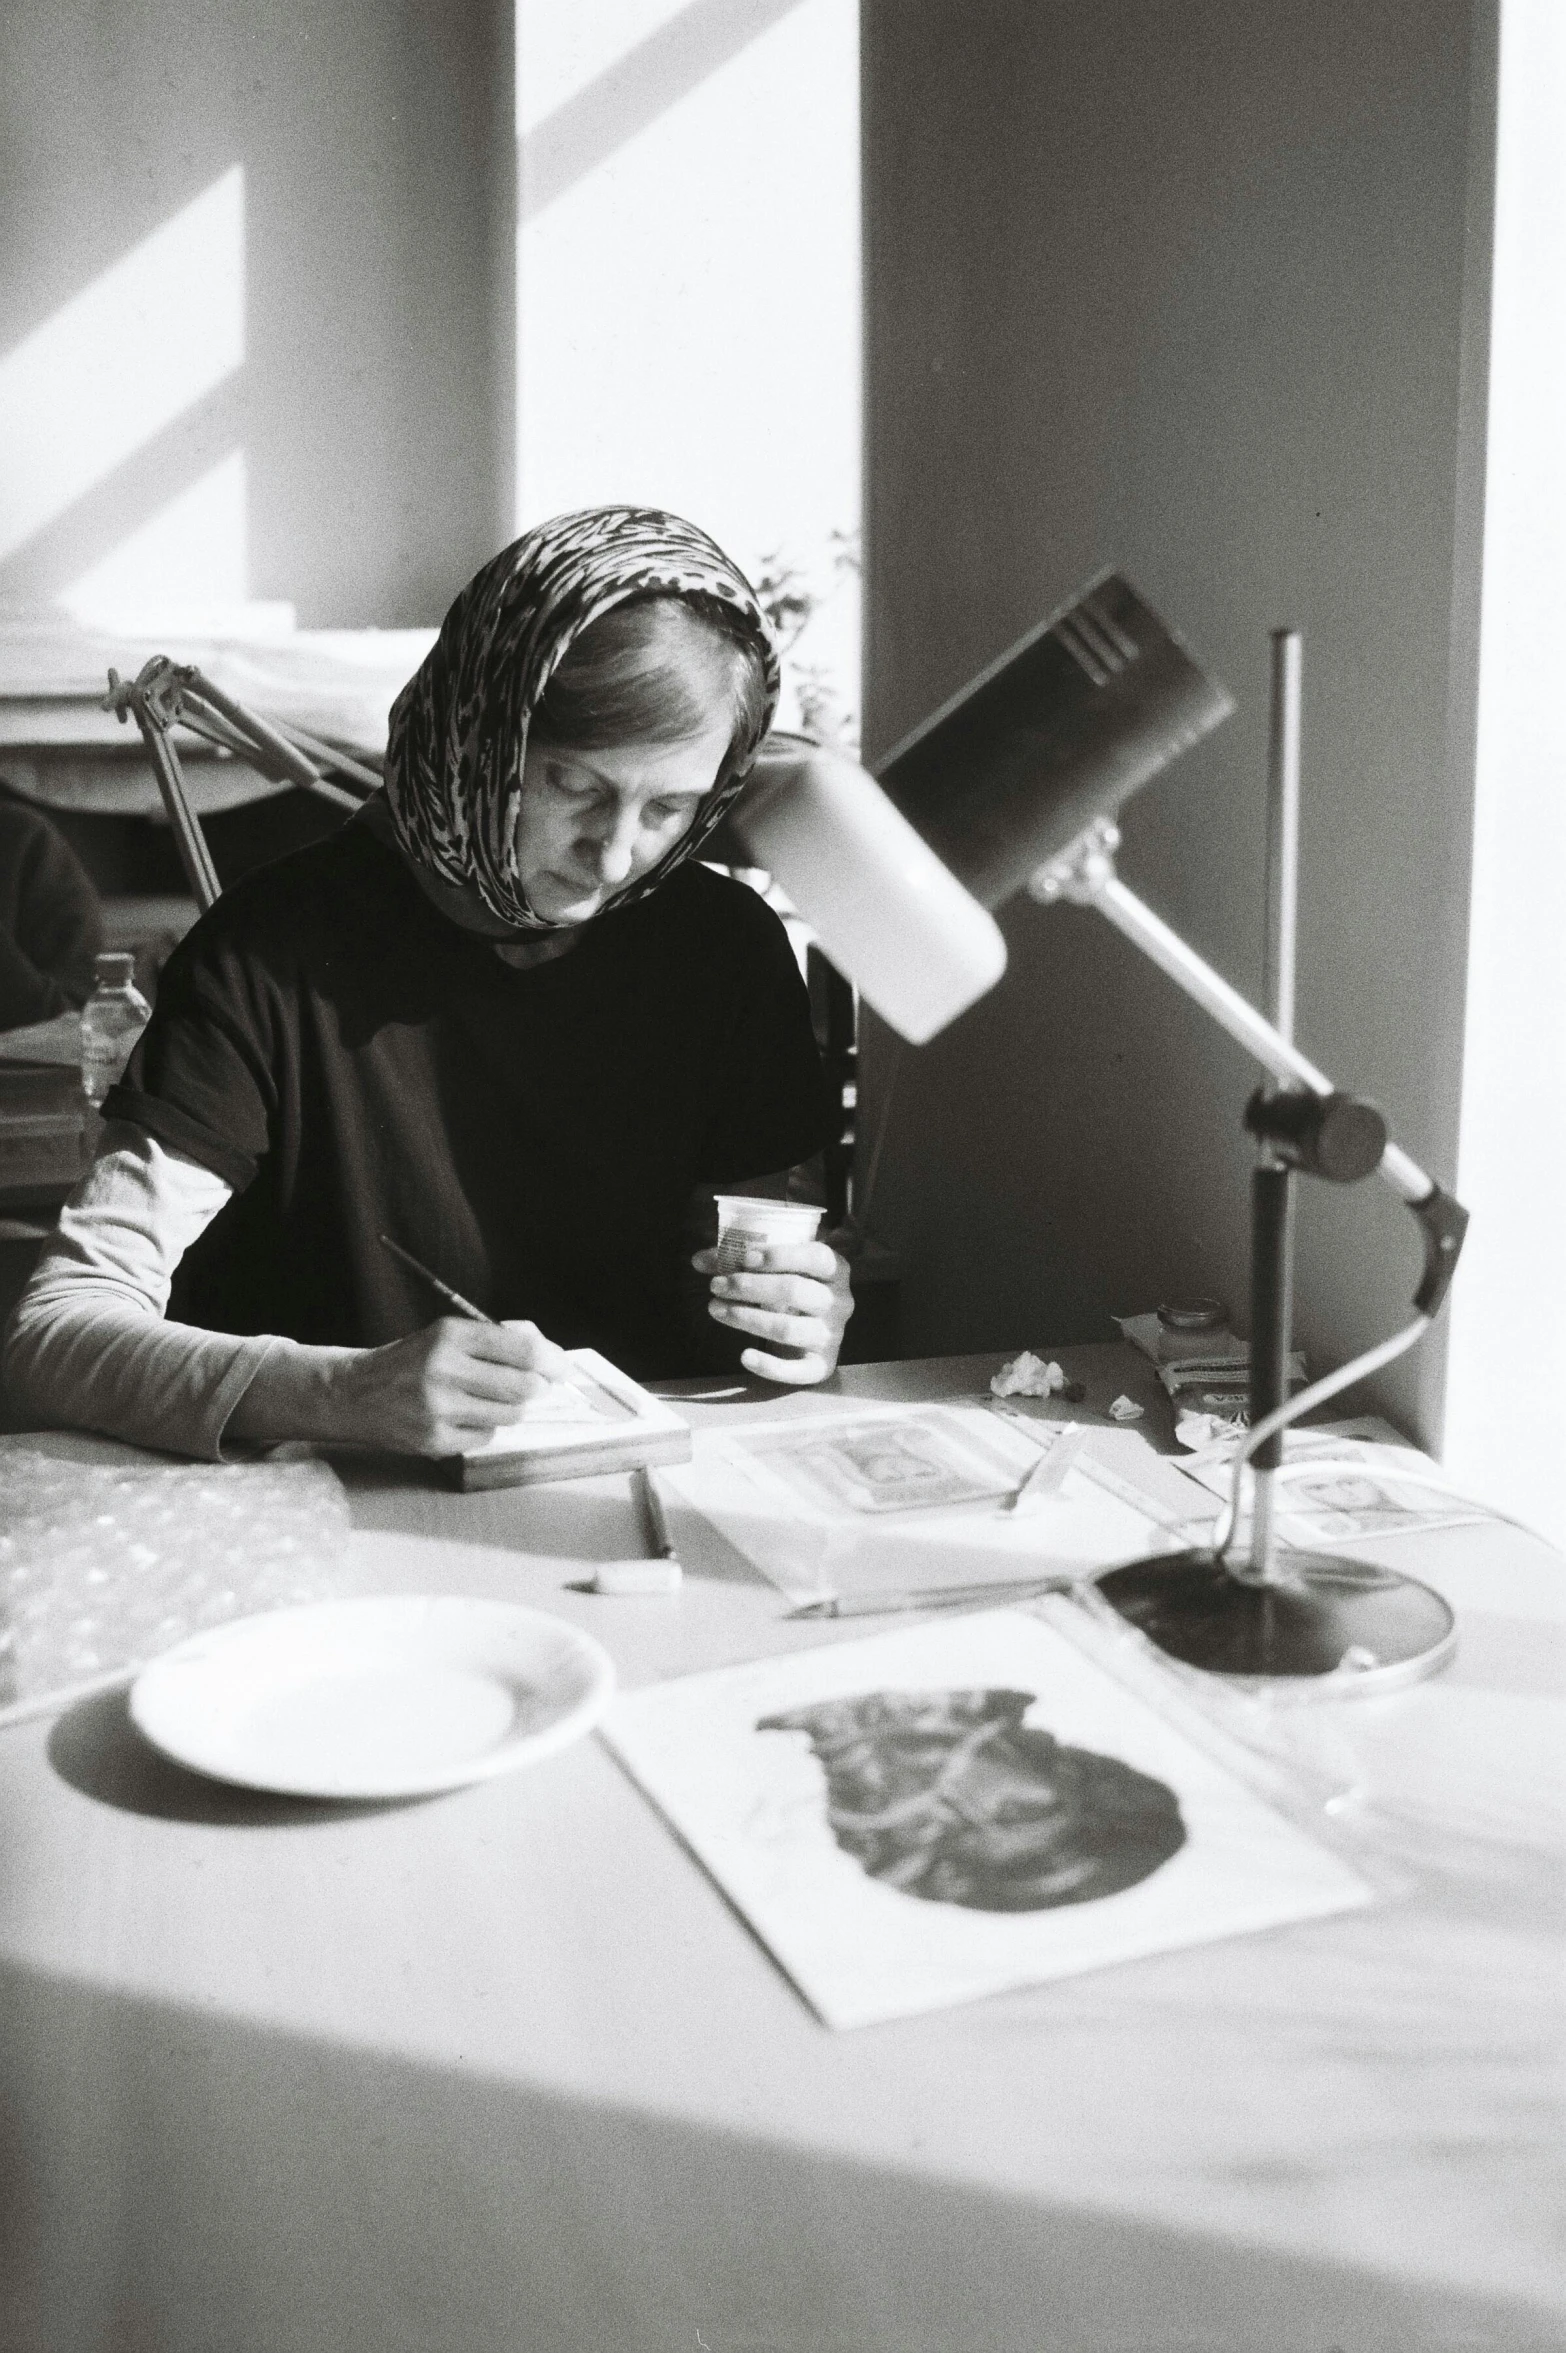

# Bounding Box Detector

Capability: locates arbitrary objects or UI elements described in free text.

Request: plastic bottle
[80,953,152,1108]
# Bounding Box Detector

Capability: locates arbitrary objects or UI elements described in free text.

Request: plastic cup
[713,1195,824,1270]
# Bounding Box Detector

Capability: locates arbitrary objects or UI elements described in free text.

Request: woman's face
[514,714,735,924]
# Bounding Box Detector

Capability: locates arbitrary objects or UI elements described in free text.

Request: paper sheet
[1180,1417,1497,1547]
[661,1405,1212,1606]
[602,1608,1375,2027]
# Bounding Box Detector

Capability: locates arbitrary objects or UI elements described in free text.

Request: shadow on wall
[520,0,808,221]
[0,0,513,627]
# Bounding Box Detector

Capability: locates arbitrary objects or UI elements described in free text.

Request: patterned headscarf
[383,506,780,930]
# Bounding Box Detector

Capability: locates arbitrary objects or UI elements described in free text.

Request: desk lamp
[730,572,1468,1692]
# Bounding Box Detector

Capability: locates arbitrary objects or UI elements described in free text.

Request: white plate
[128,1596,616,1800]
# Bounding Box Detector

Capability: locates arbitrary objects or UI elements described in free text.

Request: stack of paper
[661,1402,1215,1609]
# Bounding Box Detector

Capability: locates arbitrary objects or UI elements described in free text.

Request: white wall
[0,0,513,630]
[516,0,861,738]
[1442,0,1566,1542]
[861,0,1493,1447]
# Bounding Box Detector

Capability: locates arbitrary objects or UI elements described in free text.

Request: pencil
[786,1573,1081,1621]
[633,1466,678,1562]
[378,1233,493,1324]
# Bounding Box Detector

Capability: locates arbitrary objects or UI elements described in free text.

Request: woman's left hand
[692,1239,854,1385]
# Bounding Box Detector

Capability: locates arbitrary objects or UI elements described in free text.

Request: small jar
[1154,1298,1229,1362]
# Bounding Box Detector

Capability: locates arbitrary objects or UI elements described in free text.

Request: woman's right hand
[231,1318,571,1457]
[323,1318,571,1454]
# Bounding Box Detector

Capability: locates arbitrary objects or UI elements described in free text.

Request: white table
[2,1349,1562,2353]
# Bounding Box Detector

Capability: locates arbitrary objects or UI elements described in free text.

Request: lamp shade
[876,571,1234,908]
[731,747,1007,1045]
[727,572,1232,1045]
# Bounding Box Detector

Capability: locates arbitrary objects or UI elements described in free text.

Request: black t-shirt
[106,814,833,1375]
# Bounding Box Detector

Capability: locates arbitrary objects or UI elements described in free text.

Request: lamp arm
[1029,822,1468,1317]
[181,668,365,802]
[104,656,368,916]
[104,665,223,911]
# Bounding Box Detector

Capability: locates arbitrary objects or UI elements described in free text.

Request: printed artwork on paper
[601,1608,1374,2028]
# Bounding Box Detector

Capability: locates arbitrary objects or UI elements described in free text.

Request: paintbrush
[379,1233,493,1323]
[378,1234,620,1432]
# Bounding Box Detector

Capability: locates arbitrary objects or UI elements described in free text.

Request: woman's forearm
[4,1262,364,1458]
[223,1341,361,1447]
[0,1120,360,1459]
[3,1279,287,1459]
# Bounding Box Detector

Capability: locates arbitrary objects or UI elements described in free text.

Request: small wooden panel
[449,1421,692,1493]
[444,1347,693,1493]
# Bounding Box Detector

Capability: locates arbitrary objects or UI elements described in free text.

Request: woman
[2,508,853,1459]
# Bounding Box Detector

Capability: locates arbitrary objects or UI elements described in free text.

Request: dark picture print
[758,1688,1186,1911]
[601,1610,1374,2027]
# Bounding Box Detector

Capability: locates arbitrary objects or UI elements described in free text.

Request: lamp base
[1095,1550,1456,1694]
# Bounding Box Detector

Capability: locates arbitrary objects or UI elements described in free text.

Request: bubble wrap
[0,1445,356,1713]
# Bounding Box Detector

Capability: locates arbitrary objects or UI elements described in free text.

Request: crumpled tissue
[990,1351,1067,1399]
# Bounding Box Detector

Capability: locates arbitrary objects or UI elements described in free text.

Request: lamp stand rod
[1249,628,1305,1582]
[1263,628,1301,1050]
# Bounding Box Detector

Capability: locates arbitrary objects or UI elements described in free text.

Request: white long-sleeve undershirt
[1,1123,322,1459]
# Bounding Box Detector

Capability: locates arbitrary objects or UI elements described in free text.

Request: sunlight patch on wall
[1443,0,1566,1541]
[516,0,859,740]
[0,167,246,567]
